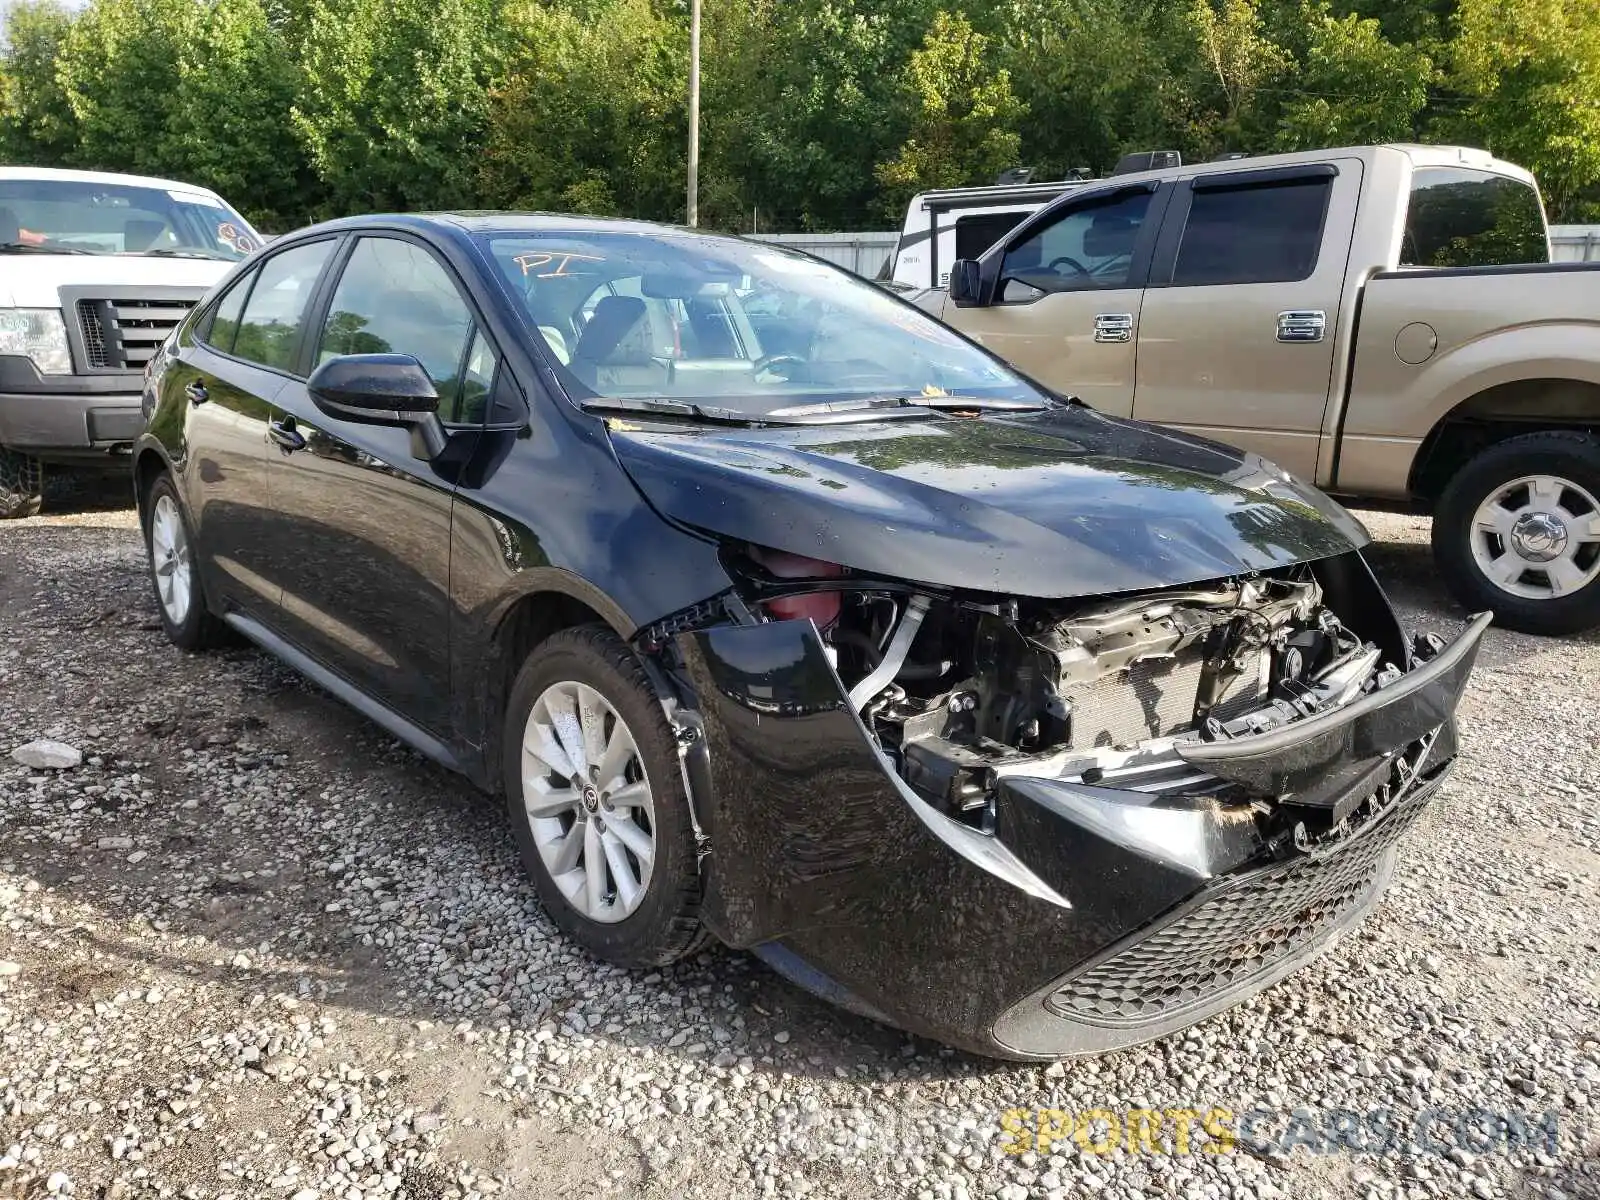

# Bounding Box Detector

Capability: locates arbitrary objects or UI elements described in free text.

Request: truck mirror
[948,259,982,306]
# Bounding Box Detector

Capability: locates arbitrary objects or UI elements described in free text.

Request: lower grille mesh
[1047,790,1426,1027]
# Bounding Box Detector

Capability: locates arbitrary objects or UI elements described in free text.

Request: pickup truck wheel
[0,446,44,519]
[502,624,709,968]
[1434,431,1600,635]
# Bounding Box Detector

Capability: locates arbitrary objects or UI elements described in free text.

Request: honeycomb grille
[1047,794,1425,1027]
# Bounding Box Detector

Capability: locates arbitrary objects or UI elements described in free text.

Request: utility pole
[687,0,701,226]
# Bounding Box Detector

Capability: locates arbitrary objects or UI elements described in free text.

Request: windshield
[0,178,261,260]
[481,230,1046,416]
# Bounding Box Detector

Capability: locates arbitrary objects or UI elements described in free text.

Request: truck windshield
[0,178,260,261]
[1401,168,1549,268]
[482,230,1045,417]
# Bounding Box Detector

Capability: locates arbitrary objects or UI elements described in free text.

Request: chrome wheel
[520,680,656,924]
[1470,473,1600,601]
[150,493,193,625]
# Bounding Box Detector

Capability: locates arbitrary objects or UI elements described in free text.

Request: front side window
[484,232,1038,414]
[1171,178,1331,286]
[1402,168,1548,268]
[318,237,476,415]
[231,240,336,372]
[0,178,261,261]
[999,191,1152,295]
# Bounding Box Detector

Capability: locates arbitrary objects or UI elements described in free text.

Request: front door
[267,234,493,734]
[1131,162,1362,481]
[939,186,1162,417]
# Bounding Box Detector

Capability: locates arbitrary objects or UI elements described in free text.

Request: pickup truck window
[999,190,1152,297]
[1401,168,1548,269]
[1170,178,1331,286]
[955,212,1027,261]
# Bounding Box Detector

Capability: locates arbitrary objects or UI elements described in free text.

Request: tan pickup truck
[923,143,1600,636]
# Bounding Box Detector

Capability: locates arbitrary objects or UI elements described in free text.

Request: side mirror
[307,353,446,460]
[948,258,983,306]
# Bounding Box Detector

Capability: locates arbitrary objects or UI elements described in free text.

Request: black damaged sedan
[133,214,1487,1059]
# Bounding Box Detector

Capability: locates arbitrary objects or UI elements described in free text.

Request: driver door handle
[1094,313,1134,343]
[268,416,306,454]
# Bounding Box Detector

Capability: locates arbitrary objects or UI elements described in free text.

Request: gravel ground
[0,489,1597,1200]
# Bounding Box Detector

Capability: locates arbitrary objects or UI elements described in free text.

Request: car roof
[0,164,226,199]
[282,211,751,242]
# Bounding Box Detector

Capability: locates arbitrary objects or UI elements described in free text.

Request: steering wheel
[1046,255,1092,279]
[753,353,808,382]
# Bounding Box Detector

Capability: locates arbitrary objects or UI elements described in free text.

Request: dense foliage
[3,0,1598,231]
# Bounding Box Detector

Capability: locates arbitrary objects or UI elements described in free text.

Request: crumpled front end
[648,549,1486,1059]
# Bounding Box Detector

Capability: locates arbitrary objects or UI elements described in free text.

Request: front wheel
[502,624,708,968]
[0,446,43,519]
[1433,431,1600,636]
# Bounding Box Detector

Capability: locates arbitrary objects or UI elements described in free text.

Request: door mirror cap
[948,259,983,306]
[308,353,439,422]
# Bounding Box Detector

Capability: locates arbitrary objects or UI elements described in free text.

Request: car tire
[0,445,43,519]
[1433,430,1600,636]
[142,473,229,651]
[502,623,709,968]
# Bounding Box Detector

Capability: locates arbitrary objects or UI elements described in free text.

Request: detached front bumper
[678,612,1489,1060]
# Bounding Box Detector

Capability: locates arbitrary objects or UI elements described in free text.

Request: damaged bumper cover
[677,612,1489,1059]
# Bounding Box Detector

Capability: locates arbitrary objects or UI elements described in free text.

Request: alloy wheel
[520,680,657,923]
[150,493,194,626]
[1469,473,1600,601]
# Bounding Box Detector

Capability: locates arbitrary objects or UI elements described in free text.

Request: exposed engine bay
[731,547,1408,828]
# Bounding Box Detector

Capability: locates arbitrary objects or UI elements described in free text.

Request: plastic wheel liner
[673,610,1489,1059]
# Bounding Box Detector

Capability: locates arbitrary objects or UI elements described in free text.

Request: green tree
[291,0,499,215]
[875,11,1024,218]
[1185,0,1293,150]
[0,1,79,165]
[56,0,199,175]
[1441,0,1600,217]
[1274,3,1434,149]
[996,0,1189,179]
[162,0,311,229]
[478,0,685,220]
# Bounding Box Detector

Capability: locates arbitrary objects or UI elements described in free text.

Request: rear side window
[1171,178,1331,286]
[205,274,252,354]
[1402,168,1548,268]
[231,240,336,372]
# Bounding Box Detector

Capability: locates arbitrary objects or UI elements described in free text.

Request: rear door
[939,184,1165,418]
[1130,162,1361,480]
[173,238,339,617]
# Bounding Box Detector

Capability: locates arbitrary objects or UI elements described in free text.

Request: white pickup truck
[0,167,261,516]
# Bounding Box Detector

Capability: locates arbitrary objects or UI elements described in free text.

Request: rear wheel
[502,624,707,967]
[1433,431,1600,635]
[143,473,228,650]
[0,446,43,519]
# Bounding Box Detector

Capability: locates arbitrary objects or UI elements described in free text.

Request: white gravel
[0,497,1596,1199]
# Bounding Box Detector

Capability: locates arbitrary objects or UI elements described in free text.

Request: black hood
[606,404,1369,599]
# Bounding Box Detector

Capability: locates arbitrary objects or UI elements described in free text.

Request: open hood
[606,404,1369,598]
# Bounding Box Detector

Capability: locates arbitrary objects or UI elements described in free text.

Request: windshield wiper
[131,248,233,261]
[0,242,98,255]
[580,395,944,427]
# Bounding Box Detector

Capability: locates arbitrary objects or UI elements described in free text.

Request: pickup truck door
[1130,161,1362,482]
[937,183,1168,418]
